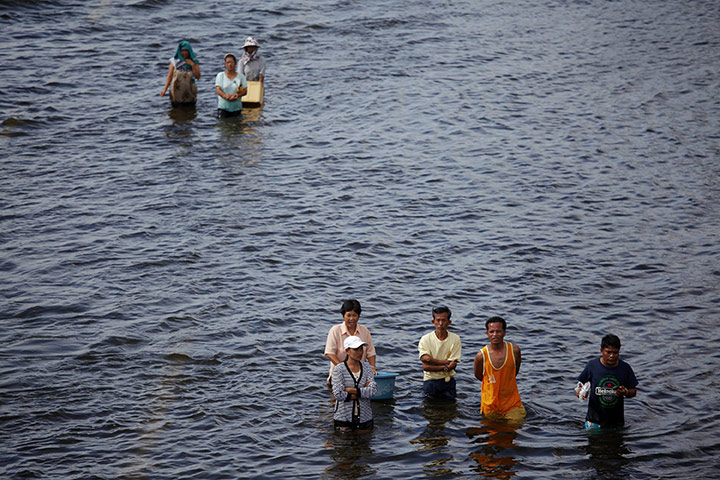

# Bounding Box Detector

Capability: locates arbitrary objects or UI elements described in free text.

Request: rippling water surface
[2,0,719,478]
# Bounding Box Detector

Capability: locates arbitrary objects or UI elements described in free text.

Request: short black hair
[340,299,361,316]
[601,334,621,350]
[432,305,451,319]
[485,316,507,331]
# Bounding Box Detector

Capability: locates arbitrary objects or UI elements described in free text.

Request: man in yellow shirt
[473,316,526,422]
[418,306,462,400]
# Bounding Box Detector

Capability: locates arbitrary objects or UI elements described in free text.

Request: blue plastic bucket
[372,372,399,400]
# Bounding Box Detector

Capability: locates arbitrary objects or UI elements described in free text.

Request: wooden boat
[241,81,264,107]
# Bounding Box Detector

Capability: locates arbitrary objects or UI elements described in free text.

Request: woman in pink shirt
[324,299,377,385]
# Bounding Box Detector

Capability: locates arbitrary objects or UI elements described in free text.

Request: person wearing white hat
[331,335,377,432]
[324,299,377,385]
[240,36,266,83]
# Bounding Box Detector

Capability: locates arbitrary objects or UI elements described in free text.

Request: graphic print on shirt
[595,375,620,407]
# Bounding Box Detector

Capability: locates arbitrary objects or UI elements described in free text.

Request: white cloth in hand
[575,381,590,400]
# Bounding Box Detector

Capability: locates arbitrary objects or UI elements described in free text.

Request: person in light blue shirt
[215,53,247,118]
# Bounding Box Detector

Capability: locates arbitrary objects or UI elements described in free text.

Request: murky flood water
[2,0,719,478]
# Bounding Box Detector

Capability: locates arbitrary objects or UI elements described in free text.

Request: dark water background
[2,0,719,478]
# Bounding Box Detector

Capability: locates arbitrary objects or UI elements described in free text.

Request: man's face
[486,322,506,345]
[600,346,620,367]
[432,312,451,333]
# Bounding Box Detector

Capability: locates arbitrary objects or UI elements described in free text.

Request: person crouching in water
[332,336,377,433]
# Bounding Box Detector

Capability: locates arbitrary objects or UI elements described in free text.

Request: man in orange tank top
[473,316,526,423]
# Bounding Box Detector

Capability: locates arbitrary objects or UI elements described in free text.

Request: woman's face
[181,48,190,59]
[245,46,258,56]
[346,346,364,362]
[225,56,236,71]
[343,310,359,330]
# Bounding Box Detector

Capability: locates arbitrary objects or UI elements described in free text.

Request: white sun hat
[243,37,260,48]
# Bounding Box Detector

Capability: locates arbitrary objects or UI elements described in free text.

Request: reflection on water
[325,432,376,480]
[409,400,459,476]
[414,399,459,450]
[167,105,197,123]
[214,110,265,163]
[583,429,631,479]
[242,107,263,123]
[467,418,522,480]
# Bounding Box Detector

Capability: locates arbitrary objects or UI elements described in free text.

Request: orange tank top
[481,342,523,415]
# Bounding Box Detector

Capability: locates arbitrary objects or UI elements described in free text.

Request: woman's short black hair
[340,299,362,316]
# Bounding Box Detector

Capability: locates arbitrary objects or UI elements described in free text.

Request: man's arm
[473,351,484,381]
[421,354,457,372]
[513,344,522,375]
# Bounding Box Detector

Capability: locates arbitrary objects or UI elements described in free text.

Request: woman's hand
[216,84,239,102]
[185,59,201,79]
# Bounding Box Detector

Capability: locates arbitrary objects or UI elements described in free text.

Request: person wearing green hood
[160,40,201,107]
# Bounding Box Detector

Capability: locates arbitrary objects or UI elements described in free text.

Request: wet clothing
[241,50,266,81]
[479,342,524,417]
[332,360,377,430]
[169,68,197,106]
[324,323,376,382]
[423,377,457,400]
[215,71,247,113]
[168,41,199,106]
[418,331,461,399]
[577,358,638,428]
[170,56,196,73]
[217,109,242,118]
